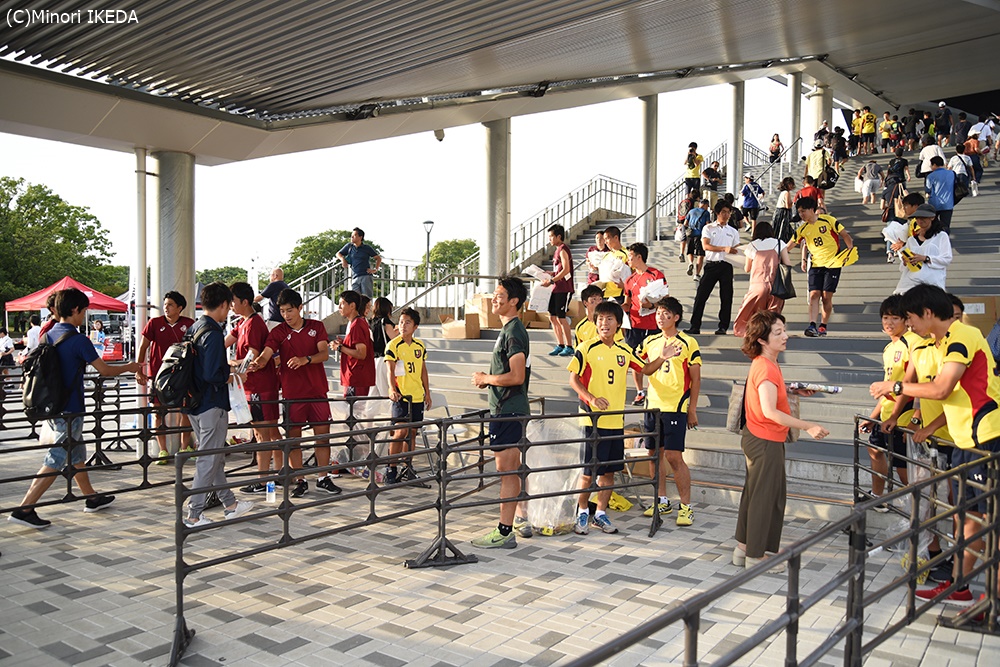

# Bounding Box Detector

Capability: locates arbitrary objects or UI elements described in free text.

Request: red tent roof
[5,276,128,312]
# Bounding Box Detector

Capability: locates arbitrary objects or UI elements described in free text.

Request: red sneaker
[915,581,974,605]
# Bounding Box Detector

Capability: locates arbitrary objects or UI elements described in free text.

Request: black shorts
[644,411,687,452]
[391,400,424,424]
[489,414,526,451]
[624,327,656,352]
[951,438,1000,513]
[807,266,842,293]
[862,132,876,144]
[741,207,760,222]
[583,426,625,476]
[686,235,705,256]
[868,427,907,469]
[547,291,572,318]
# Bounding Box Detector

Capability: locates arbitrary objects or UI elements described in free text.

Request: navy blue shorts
[868,427,907,469]
[583,426,625,476]
[808,266,842,293]
[951,438,1000,514]
[625,327,656,352]
[489,414,526,451]
[644,411,687,452]
[391,400,424,424]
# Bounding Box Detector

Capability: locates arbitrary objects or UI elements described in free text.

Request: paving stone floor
[1,452,997,667]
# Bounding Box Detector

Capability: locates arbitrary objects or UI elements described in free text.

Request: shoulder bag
[770,263,796,300]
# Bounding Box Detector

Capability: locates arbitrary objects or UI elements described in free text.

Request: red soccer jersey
[142,315,195,377]
[341,316,376,390]
[796,185,822,203]
[234,314,279,395]
[264,320,329,400]
[624,267,665,330]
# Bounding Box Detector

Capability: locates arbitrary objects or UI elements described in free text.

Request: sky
[0,77,817,276]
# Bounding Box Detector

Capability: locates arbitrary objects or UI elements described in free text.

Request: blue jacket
[185,315,230,415]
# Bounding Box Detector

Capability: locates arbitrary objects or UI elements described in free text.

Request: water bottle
[266,481,276,503]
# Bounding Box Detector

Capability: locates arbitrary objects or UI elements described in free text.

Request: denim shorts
[42,416,86,469]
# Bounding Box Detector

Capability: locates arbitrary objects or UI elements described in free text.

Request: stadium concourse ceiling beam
[0,55,884,167]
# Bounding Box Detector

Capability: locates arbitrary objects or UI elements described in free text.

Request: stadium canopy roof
[2,0,998,165]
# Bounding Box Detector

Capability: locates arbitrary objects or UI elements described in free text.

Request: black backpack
[22,331,83,423]
[154,327,209,409]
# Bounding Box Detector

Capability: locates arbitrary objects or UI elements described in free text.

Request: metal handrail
[748,136,803,186]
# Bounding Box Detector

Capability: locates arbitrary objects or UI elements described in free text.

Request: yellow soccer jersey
[793,214,846,268]
[574,318,624,348]
[637,332,702,413]
[909,335,952,442]
[939,321,1000,449]
[880,332,919,421]
[568,339,644,429]
[862,113,877,134]
[601,248,629,299]
[385,336,427,403]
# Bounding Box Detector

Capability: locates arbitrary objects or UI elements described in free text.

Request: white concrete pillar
[727,81,745,196]
[637,95,657,243]
[152,151,196,318]
[788,72,803,163]
[812,83,833,136]
[134,148,148,357]
[482,119,511,287]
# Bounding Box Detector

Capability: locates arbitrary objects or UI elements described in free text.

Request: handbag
[785,394,801,443]
[228,375,253,425]
[817,165,839,190]
[770,264,796,300]
[726,378,748,434]
[970,180,980,197]
[893,185,909,218]
[954,173,970,204]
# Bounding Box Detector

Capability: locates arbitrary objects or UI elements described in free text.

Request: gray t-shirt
[489,317,531,415]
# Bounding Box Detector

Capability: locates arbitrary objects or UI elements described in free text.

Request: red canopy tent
[5,276,128,312]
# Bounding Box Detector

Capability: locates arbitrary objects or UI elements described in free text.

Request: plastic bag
[597,255,630,289]
[525,418,586,535]
[228,375,252,425]
[888,435,935,581]
[637,279,670,317]
[528,283,555,312]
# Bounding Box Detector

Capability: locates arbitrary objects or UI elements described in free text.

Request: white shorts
[861,178,880,198]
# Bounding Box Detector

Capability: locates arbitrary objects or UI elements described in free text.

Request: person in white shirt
[684,201,741,335]
[0,328,15,375]
[918,135,946,176]
[947,144,974,180]
[893,204,953,294]
[18,315,42,363]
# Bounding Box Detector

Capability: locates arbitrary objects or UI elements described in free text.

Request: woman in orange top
[733,311,829,571]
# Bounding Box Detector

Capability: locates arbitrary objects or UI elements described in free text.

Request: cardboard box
[528,320,551,329]
[961,296,999,337]
[465,293,502,329]
[439,313,481,339]
[567,298,586,326]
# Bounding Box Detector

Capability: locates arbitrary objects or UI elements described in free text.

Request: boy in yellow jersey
[636,297,700,525]
[871,285,1000,605]
[568,301,678,535]
[862,295,918,508]
[791,196,854,337]
[861,105,878,155]
[384,308,431,485]
[574,285,624,348]
[598,226,630,304]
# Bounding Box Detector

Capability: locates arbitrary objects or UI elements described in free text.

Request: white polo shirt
[701,223,741,262]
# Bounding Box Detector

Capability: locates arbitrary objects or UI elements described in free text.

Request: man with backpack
[183,282,254,526]
[9,288,141,529]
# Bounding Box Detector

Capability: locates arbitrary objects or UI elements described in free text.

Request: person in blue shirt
[8,288,141,530]
[684,199,711,281]
[184,282,254,527]
[336,227,382,298]
[924,156,956,233]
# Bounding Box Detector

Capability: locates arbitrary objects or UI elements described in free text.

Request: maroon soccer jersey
[264,320,329,400]
[341,316,376,390]
[142,315,195,377]
[234,314,279,395]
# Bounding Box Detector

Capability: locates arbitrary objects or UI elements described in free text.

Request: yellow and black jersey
[909,335,952,443]
[385,336,427,403]
[939,321,1000,449]
[880,332,919,421]
[601,248,629,299]
[568,339,644,429]
[793,214,846,268]
[637,332,701,413]
[574,317,623,348]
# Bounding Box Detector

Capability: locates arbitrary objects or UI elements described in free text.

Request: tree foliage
[0,176,116,308]
[283,230,383,284]
[197,266,247,286]
[428,239,479,271]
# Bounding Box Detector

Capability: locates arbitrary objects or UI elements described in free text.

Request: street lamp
[423,220,434,282]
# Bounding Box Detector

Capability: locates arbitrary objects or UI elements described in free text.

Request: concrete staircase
[332,153,1000,523]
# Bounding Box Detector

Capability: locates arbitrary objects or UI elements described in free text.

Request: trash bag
[525,418,586,536]
[889,435,936,582]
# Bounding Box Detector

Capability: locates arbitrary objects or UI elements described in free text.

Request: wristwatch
[893,381,903,396]
[910,417,921,426]
[306,355,312,364]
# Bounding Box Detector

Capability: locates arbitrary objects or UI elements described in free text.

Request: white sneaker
[224,500,254,520]
[184,515,212,528]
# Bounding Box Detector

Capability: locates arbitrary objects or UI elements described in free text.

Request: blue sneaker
[804,324,820,337]
[559,346,575,356]
[548,345,565,356]
[591,513,619,534]
[574,512,589,535]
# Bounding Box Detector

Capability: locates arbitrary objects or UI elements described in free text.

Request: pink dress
[733,239,786,337]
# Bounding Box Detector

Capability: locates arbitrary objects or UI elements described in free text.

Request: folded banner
[828,246,859,268]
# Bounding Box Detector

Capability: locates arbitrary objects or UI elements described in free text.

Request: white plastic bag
[228,375,252,425]
[637,279,670,317]
[587,250,608,271]
[528,282,555,312]
[525,419,586,535]
[882,220,909,245]
[597,254,630,289]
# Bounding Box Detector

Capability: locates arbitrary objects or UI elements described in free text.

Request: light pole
[423,220,434,283]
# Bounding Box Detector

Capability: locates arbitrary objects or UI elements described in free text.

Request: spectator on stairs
[893,205,952,294]
[733,221,792,338]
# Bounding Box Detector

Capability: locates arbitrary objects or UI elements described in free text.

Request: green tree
[197,266,247,286]
[283,230,383,284]
[418,238,479,280]
[0,176,116,309]
[93,264,131,298]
